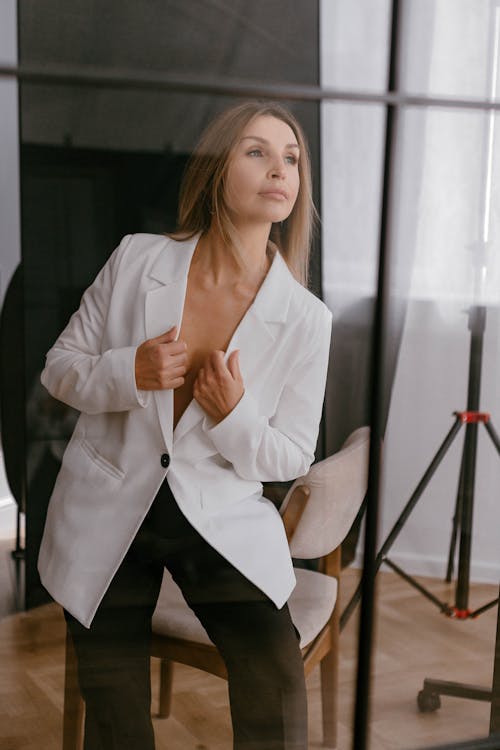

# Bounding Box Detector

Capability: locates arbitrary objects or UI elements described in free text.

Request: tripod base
[383,556,499,619]
[418,677,492,713]
[417,579,500,741]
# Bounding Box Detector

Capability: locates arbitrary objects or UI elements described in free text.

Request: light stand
[341,306,500,631]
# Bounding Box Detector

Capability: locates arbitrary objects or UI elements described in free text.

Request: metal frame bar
[419,735,500,750]
[352,2,401,746]
[1,62,500,111]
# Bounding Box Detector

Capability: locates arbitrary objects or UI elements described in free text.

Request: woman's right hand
[135,326,188,390]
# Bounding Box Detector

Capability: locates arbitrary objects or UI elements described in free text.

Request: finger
[152,344,185,368]
[197,353,213,378]
[196,366,207,387]
[171,376,185,389]
[150,326,178,345]
[168,342,188,359]
[169,363,187,377]
[209,350,227,373]
[168,349,188,364]
[226,350,241,379]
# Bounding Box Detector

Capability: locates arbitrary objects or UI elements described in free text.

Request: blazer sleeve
[201,304,333,482]
[40,234,147,415]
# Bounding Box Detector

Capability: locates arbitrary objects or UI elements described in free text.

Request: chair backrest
[282,426,370,560]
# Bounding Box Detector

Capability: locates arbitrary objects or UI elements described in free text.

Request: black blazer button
[161,453,170,468]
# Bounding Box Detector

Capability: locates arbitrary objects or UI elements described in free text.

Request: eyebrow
[240,135,300,149]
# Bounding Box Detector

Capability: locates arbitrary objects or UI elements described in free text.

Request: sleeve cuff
[114,345,149,409]
[201,389,261,445]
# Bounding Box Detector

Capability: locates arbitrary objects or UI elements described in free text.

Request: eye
[247,148,264,157]
[285,154,298,165]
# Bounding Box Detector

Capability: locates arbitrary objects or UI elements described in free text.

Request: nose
[268,155,286,179]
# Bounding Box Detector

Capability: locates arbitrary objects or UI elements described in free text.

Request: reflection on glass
[320,4,500,739]
[6,1,500,749]
[327,101,500,746]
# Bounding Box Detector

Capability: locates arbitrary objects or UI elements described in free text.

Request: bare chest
[173,280,255,429]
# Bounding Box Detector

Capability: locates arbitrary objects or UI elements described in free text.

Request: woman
[38,101,333,750]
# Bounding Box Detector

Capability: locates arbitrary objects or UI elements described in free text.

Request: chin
[262,209,291,224]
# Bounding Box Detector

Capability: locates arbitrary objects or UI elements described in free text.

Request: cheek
[289,175,300,207]
[225,165,250,207]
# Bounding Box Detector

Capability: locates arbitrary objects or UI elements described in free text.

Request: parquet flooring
[0,542,498,749]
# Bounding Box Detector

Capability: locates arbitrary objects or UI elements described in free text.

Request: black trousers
[65,479,308,750]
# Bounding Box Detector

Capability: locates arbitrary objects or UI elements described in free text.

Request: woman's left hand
[193,350,244,424]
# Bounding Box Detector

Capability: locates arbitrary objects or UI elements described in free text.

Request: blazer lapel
[223,253,291,394]
[144,234,199,454]
[172,248,295,446]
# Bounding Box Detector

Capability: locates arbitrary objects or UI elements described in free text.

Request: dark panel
[20,146,190,608]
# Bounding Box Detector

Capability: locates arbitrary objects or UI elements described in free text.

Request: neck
[193,222,273,287]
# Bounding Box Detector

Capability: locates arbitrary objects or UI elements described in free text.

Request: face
[223,115,301,229]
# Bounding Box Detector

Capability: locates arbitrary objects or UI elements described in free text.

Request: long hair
[170,101,317,288]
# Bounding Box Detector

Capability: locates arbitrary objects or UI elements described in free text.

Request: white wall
[320,0,500,583]
[0,0,20,537]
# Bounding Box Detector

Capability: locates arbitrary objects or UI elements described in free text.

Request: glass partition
[319,1,500,747]
[1,1,500,749]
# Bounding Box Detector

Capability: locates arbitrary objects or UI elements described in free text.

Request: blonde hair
[170,101,317,287]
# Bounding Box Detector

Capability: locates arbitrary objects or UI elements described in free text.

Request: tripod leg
[341,416,463,630]
[456,419,479,611]
[485,420,500,455]
[446,451,466,583]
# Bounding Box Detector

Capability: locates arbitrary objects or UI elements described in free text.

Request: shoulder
[274,251,332,328]
[288,274,333,333]
[113,233,172,263]
[109,232,192,279]
[292,281,331,319]
[290,290,332,364]
[270,258,332,357]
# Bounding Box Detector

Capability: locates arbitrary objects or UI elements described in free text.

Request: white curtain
[321,0,500,580]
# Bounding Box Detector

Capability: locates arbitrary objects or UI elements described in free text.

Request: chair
[63,426,370,750]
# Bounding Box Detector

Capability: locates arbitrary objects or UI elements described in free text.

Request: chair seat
[152,567,337,650]
[288,568,338,648]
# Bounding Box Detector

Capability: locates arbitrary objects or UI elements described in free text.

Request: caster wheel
[417,689,441,712]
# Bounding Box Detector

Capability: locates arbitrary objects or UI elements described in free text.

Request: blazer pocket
[199,486,237,514]
[79,439,125,481]
[199,475,261,515]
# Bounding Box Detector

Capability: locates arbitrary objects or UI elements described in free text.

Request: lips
[259,189,289,200]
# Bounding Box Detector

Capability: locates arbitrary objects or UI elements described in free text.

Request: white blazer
[38,233,332,628]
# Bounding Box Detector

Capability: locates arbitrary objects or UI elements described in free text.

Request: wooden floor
[0,541,497,750]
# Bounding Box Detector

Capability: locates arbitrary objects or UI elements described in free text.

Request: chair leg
[320,652,337,748]
[320,621,339,748]
[158,658,174,718]
[63,630,84,750]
